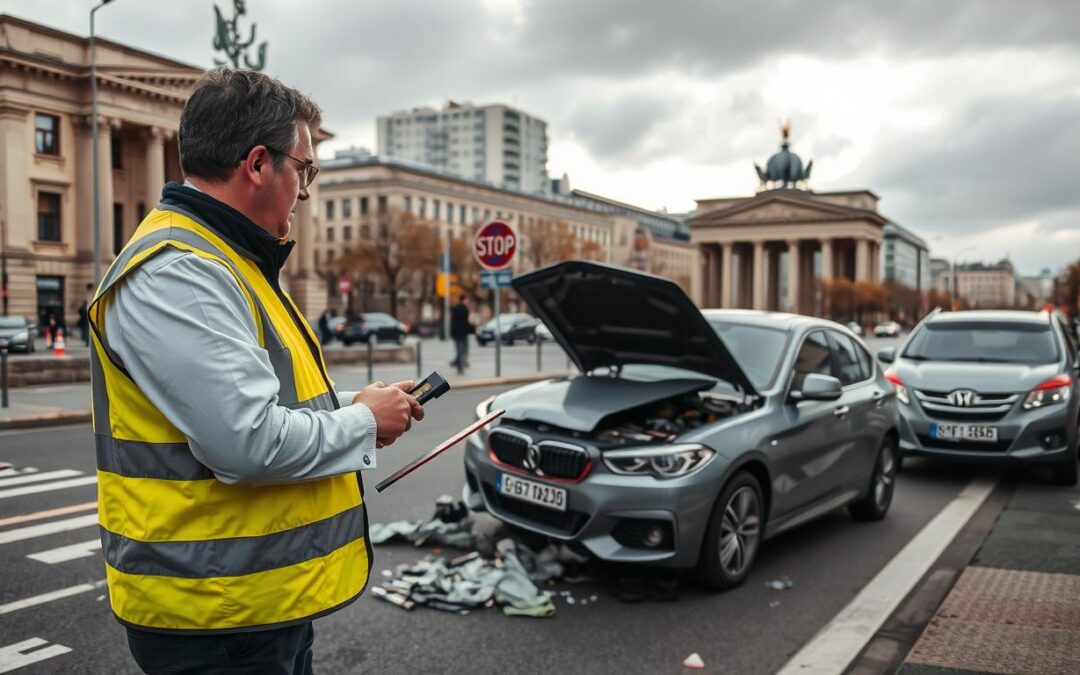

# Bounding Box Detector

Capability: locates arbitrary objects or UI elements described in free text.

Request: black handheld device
[409,371,450,405]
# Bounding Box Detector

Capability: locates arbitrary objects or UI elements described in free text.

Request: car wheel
[1050,421,1079,486]
[527,332,537,344]
[477,339,488,347]
[698,471,763,591]
[848,436,897,521]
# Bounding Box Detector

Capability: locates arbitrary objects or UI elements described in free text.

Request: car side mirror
[877,347,896,364]
[791,373,843,402]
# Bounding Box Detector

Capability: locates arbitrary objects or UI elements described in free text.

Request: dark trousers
[126,622,314,674]
[452,336,469,373]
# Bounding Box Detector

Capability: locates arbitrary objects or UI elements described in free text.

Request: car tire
[698,471,763,591]
[477,339,488,347]
[527,332,537,345]
[506,337,515,347]
[848,436,898,521]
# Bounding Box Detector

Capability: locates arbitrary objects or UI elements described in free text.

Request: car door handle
[871,391,885,406]
[833,405,850,418]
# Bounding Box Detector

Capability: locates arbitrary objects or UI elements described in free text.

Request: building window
[433,200,441,221]
[325,200,335,220]
[344,226,353,242]
[404,195,412,213]
[111,135,123,169]
[378,195,387,213]
[136,202,146,222]
[446,202,454,224]
[113,202,124,254]
[342,198,352,218]
[378,222,388,239]
[472,207,479,224]
[326,226,335,242]
[35,113,59,155]
[418,197,426,218]
[360,196,369,215]
[37,191,61,241]
[361,224,370,239]
[460,205,467,224]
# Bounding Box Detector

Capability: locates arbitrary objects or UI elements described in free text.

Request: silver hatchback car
[463,261,899,590]
[878,309,1079,485]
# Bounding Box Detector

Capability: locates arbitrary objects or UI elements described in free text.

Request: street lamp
[91,0,116,285]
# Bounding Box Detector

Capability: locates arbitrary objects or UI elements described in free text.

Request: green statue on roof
[755,120,813,190]
[213,0,267,71]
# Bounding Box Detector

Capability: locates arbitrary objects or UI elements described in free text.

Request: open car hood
[512,260,758,397]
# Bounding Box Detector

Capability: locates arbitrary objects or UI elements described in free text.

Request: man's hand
[352,381,423,448]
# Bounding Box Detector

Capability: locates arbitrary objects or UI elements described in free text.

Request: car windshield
[489,314,528,327]
[0,317,26,329]
[708,320,789,389]
[903,321,1059,364]
[362,314,395,325]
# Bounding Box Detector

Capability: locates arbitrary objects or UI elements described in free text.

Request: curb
[0,411,92,431]
[0,372,570,430]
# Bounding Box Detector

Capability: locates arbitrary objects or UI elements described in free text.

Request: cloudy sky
[7,0,1079,274]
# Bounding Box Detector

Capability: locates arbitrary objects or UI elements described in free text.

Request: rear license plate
[496,473,567,512]
[931,423,998,442]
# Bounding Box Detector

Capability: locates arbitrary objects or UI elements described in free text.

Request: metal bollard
[367,338,374,383]
[536,337,542,372]
[416,338,423,380]
[1,343,8,408]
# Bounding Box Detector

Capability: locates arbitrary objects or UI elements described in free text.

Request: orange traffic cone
[53,328,66,357]
[44,325,53,349]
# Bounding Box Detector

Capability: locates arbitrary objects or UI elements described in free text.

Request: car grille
[916,434,1012,453]
[489,429,591,480]
[914,389,1019,422]
[481,484,588,535]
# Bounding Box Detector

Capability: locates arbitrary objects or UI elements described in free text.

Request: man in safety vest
[89,68,423,673]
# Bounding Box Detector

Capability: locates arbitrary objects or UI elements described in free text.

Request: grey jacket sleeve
[103,248,379,484]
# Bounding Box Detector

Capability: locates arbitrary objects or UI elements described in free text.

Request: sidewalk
[899,478,1080,674]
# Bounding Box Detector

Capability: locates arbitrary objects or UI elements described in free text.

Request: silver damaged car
[463,261,900,590]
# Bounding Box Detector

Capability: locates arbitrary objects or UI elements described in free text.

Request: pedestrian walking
[317,307,331,345]
[450,293,473,374]
[88,68,424,674]
[77,301,89,346]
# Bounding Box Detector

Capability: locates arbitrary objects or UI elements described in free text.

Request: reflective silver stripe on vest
[95,435,214,481]
[100,504,366,578]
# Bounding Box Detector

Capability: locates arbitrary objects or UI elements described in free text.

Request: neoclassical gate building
[689,128,886,314]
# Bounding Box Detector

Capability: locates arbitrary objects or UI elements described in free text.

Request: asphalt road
[0,352,1001,674]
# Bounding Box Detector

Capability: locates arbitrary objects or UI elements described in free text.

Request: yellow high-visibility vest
[89,205,370,633]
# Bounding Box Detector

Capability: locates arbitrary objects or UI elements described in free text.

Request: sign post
[473,221,517,378]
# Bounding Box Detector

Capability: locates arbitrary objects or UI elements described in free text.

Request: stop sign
[473,221,517,270]
[338,275,352,294]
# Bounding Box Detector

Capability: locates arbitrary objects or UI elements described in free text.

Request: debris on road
[765,577,794,590]
[682,653,705,669]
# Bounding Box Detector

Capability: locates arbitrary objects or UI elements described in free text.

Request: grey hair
[178,67,322,182]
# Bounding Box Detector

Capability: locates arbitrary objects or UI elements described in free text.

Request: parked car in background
[535,322,554,342]
[874,321,901,337]
[464,261,899,590]
[879,309,1079,485]
[342,312,408,345]
[0,316,36,353]
[476,313,538,346]
[327,316,346,343]
[846,321,865,336]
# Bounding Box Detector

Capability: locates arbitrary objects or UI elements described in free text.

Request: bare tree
[336,209,439,319]
[518,218,578,269]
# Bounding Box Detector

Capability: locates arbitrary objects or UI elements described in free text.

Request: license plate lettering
[932,423,998,442]
[497,473,567,512]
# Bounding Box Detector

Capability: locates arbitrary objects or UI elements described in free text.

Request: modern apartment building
[955,260,1018,308]
[881,221,930,292]
[376,101,549,194]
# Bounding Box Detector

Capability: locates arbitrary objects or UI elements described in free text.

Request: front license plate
[931,423,998,442]
[496,473,567,512]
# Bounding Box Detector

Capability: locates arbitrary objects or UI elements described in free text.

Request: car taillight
[1023,374,1072,410]
[885,370,909,405]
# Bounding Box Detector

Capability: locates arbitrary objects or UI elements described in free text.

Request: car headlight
[602,444,715,479]
[1023,375,1072,410]
[885,370,909,405]
[475,395,495,420]
[11,331,28,341]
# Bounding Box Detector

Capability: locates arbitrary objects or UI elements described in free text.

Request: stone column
[691,246,705,307]
[820,238,833,281]
[96,117,116,267]
[721,242,733,308]
[144,127,168,211]
[856,238,870,283]
[752,240,766,310]
[0,103,32,251]
[787,240,800,313]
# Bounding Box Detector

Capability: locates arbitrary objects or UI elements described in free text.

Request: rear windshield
[904,321,1059,364]
[708,321,789,389]
[0,317,26,329]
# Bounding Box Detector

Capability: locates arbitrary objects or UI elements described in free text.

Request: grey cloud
[563,90,678,162]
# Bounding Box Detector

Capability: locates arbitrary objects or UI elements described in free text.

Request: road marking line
[0,476,98,500]
[0,581,104,614]
[0,514,99,545]
[27,539,102,564]
[0,468,37,477]
[776,475,998,675]
[0,470,82,488]
[0,501,98,528]
[0,638,73,673]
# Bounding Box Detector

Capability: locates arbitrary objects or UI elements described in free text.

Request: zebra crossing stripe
[0,477,98,500]
[27,539,102,564]
[0,638,73,673]
[0,582,101,614]
[0,501,97,528]
[0,470,83,488]
[0,514,99,546]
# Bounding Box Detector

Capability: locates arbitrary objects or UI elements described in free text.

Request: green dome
[755,124,813,188]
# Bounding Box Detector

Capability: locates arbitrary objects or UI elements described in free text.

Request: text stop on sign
[474,221,517,270]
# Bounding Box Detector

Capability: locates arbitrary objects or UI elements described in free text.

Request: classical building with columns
[0,15,330,326]
[689,127,887,314]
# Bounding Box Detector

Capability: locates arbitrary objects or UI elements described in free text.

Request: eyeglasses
[265,146,319,188]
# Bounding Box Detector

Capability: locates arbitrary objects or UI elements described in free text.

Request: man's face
[261,122,313,239]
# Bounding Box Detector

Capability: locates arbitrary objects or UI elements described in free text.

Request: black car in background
[0,316,36,353]
[342,312,408,345]
[476,313,539,346]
